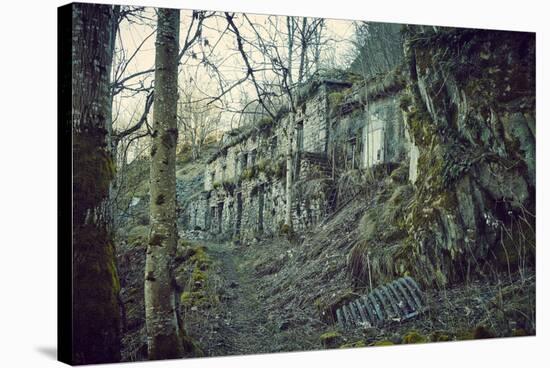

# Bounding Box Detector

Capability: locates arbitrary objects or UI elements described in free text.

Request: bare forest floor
[182,241,284,356]
[117,195,535,361]
[116,149,535,361]
[179,204,535,356]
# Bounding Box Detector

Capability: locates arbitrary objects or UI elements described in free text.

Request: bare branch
[113,91,154,143]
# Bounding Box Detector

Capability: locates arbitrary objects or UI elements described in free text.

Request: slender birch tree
[71,3,121,364]
[144,8,184,359]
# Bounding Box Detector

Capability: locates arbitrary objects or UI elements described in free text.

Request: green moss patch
[178,244,217,310]
[430,331,451,342]
[402,330,428,344]
[371,340,394,347]
[127,225,149,246]
[339,340,366,349]
[73,224,121,362]
[320,331,343,348]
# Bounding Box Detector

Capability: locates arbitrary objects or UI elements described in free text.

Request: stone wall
[184,75,415,240]
[198,173,288,241]
[184,191,209,231]
[299,83,331,153]
[292,177,335,231]
[204,115,291,192]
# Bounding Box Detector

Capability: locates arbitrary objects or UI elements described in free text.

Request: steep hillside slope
[178,164,534,354]
[113,27,535,359]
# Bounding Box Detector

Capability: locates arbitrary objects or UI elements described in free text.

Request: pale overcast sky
[112,7,356,138]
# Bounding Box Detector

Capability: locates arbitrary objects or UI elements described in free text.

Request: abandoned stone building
[182,72,415,240]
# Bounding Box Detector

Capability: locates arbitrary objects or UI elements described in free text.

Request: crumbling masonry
[182,72,416,241]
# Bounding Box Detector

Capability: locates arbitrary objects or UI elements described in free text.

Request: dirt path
[200,242,276,356]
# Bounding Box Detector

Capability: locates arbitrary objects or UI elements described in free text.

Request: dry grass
[346,176,413,287]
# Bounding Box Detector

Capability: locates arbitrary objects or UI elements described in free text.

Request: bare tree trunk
[312,21,323,75]
[71,3,121,364]
[145,8,183,360]
[297,18,308,84]
[286,17,295,86]
[284,18,296,230]
[285,108,295,229]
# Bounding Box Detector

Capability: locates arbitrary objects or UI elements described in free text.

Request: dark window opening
[217,202,224,233]
[209,207,215,231]
[250,149,257,166]
[357,128,364,167]
[235,192,243,235]
[296,122,304,152]
[221,164,227,181]
[242,153,249,169]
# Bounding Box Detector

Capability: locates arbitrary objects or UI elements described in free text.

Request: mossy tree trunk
[71,3,121,364]
[145,8,183,360]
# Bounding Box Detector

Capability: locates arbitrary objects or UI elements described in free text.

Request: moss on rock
[430,330,451,342]
[372,340,395,346]
[320,331,343,348]
[402,330,428,344]
[397,27,536,288]
[340,340,366,349]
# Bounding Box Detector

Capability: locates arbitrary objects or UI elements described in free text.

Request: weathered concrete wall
[185,191,209,231]
[363,94,408,167]
[326,75,411,176]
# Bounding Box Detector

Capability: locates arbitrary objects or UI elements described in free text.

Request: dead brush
[493,205,536,285]
[346,180,413,287]
[336,169,365,206]
[347,240,402,289]
[432,272,535,338]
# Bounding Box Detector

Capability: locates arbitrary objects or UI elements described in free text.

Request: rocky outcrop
[397,27,535,286]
